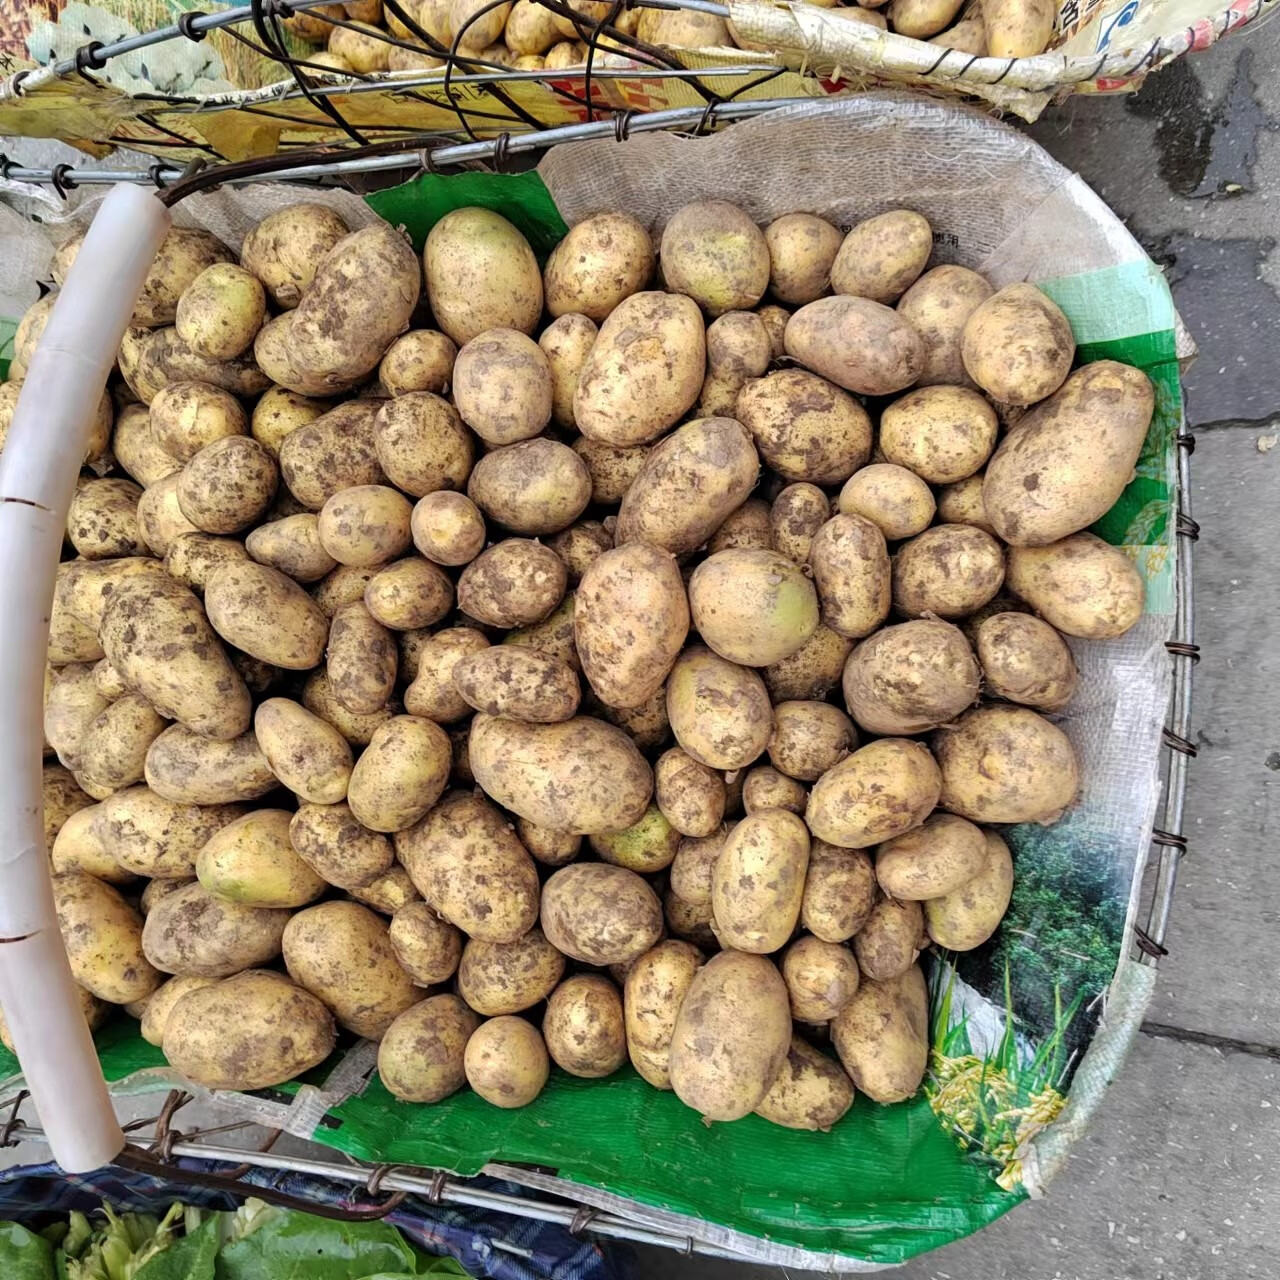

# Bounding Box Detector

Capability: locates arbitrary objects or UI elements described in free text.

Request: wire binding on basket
[176,10,210,42]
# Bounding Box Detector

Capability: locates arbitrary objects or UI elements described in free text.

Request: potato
[51,872,162,1003]
[548,521,613,583]
[983,0,1054,55]
[144,725,276,805]
[639,6,728,41]
[575,542,689,709]
[668,950,789,1121]
[936,471,993,534]
[451,647,580,723]
[767,484,826,565]
[764,624,854,703]
[400,629,487,724]
[175,263,265,361]
[93,658,129,701]
[1005,533,1145,639]
[100,577,250,740]
[241,514,334,585]
[831,965,928,1102]
[302,669,398,745]
[741,766,807,815]
[689,548,819,667]
[589,804,680,873]
[51,804,131,884]
[411,492,486,568]
[283,901,419,1039]
[711,809,809,953]
[290,801,393,889]
[933,704,1079,824]
[616,417,759,553]
[925,829,1014,950]
[457,928,565,1016]
[808,514,891,639]
[360,560,451,634]
[766,702,854,785]
[197,808,326,908]
[785,296,924,396]
[47,571,103,666]
[137,473,201,556]
[892,524,1005,620]
[45,664,109,772]
[834,463,933,542]
[389,901,464,985]
[66,479,145,560]
[240,203,349,309]
[373,392,473,498]
[142,880,288,977]
[539,314,598,431]
[141,975,219,1047]
[175,436,277,536]
[464,1015,549,1107]
[842,618,980,735]
[379,330,457,397]
[806,738,941,849]
[754,1036,855,1131]
[75,694,166,797]
[448,0,511,48]
[735,369,871,485]
[781,936,859,1023]
[660,201,768,316]
[701,311,771,413]
[896,264,994,387]
[205,561,328,669]
[167,969,337,1089]
[251,385,327,458]
[515,817,581,867]
[279,400,384,510]
[654,748,726,838]
[880,385,997,487]
[705,498,770,555]
[504,0,561,50]
[150,381,246,462]
[349,864,421,916]
[763,213,842,306]
[43,765,94,851]
[457,539,566,628]
[665,647,772,772]
[10,293,55,381]
[801,841,875,942]
[597,686,671,754]
[468,438,591,537]
[347,715,451,832]
[161,534,248,595]
[975,612,1078,711]
[574,292,706,447]
[316,484,413,569]
[982,361,1155,547]
[961,283,1074,405]
[544,974,626,1078]
[313,564,379,617]
[128,227,234,327]
[505,594,580,673]
[622,940,704,1089]
[98,787,246,879]
[830,211,931,304]
[543,39,584,66]
[540,863,662,965]
[543,212,654,322]
[876,812,987,902]
[469,713,651,834]
[139,326,271,404]
[929,12,988,52]
[854,896,922,981]
[140,878,193,916]
[378,994,479,1102]
[326,602,397,716]
[113,403,180,486]
[888,0,964,36]
[398,790,540,942]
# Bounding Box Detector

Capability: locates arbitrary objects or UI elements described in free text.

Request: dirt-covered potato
[176,436,277,535]
[51,871,163,1003]
[622,940,704,1089]
[925,829,1014,950]
[895,264,993,386]
[574,291,706,447]
[467,438,590,537]
[934,704,1079,824]
[464,1015,549,1107]
[539,862,663,965]
[161,534,248,596]
[830,210,932,304]
[660,201,769,315]
[706,498,770,555]
[763,213,842,305]
[983,361,1155,546]
[853,896,922,981]
[505,594,579,672]
[347,715,451,832]
[302,670,398,745]
[42,765,93,852]
[781,935,859,1023]
[97,787,245,879]
[196,808,325,908]
[875,812,987,901]
[316,484,413,569]
[164,969,336,1090]
[66,479,145,560]
[765,484,825,564]
[667,647,773,771]
[137,473,200,556]
[836,463,935,541]
[842,618,980,735]
[457,539,566,628]
[700,311,772,415]
[401,628,487,723]
[91,658,128,701]
[128,227,234,327]
[280,400,385,510]
[50,804,130,883]
[711,809,809,953]
[100,577,250,740]
[360,558,451,632]
[451,647,580,723]
[754,1036,855,1131]
[937,471,994,534]
[326,602,397,716]
[253,698,352,804]
[1005,533,1145,639]
[892,524,1005,620]
[763,625,853,705]
[144,725,276,805]
[242,514,333,584]
[45,664,108,772]
[548,521,612,583]
[373,392,474,497]
[398,790,540,942]
[290,801,393,890]
[140,975,219,1047]
[962,283,1074,405]
[389,901,464,985]
[616,417,759,554]
[654,748,726,838]
[799,841,874,943]
[544,974,626,1077]
[113,403,181,486]
[538,314,597,431]
[142,880,289,977]
[378,993,479,1102]
[975,612,1079,710]
[411,491,487,567]
[831,965,927,1102]
[544,212,654,321]
[469,713,651,834]
[424,208,542,345]
[587,804,679,873]
[312,564,379,617]
[767,701,857,783]
[240,203,349,309]
[808,514,891,639]
[513,817,580,867]
[176,263,265,361]
[204,560,329,670]
[806,738,941,849]
[9,293,55,382]
[785,296,924,396]
[150,381,246,462]
[75,694,166,797]
[251,386,327,459]
[668,950,790,1121]
[741,766,807,814]
[457,928,565,1016]
[379,330,457,397]
[504,0,561,52]
[283,901,419,1039]
[880,385,998,485]
[983,0,1054,57]
[135,326,269,404]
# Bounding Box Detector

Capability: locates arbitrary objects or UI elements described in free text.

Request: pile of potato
[286,0,1041,84]
[10,187,1152,1132]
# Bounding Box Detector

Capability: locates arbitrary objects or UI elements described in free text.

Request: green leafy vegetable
[215,1208,421,1280]
[0,1221,56,1280]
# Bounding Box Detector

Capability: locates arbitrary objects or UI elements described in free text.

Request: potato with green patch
[961,283,1074,405]
[176,263,266,361]
[832,965,928,1103]
[467,438,591,536]
[141,881,289,978]
[144,725,277,805]
[785,296,924,396]
[808,514,891,639]
[197,808,326,908]
[378,994,480,1102]
[457,539,566,628]
[925,830,1014,950]
[589,804,680,873]
[830,210,932,303]
[389,901,464,985]
[540,863,663,965]
[205,561,329,669]
[52,871,163,1003]
[660,201,769,316]
[290,801,393,890]
[545,212,654,321]
[806,738,941,849]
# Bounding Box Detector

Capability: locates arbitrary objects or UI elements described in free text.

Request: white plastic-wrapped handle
[0,184,171,1172]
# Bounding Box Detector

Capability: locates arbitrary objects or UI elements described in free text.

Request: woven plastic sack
[0,97,1185,1270]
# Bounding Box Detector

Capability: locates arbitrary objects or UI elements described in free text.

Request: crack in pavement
[1140,1020,1280,1061]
